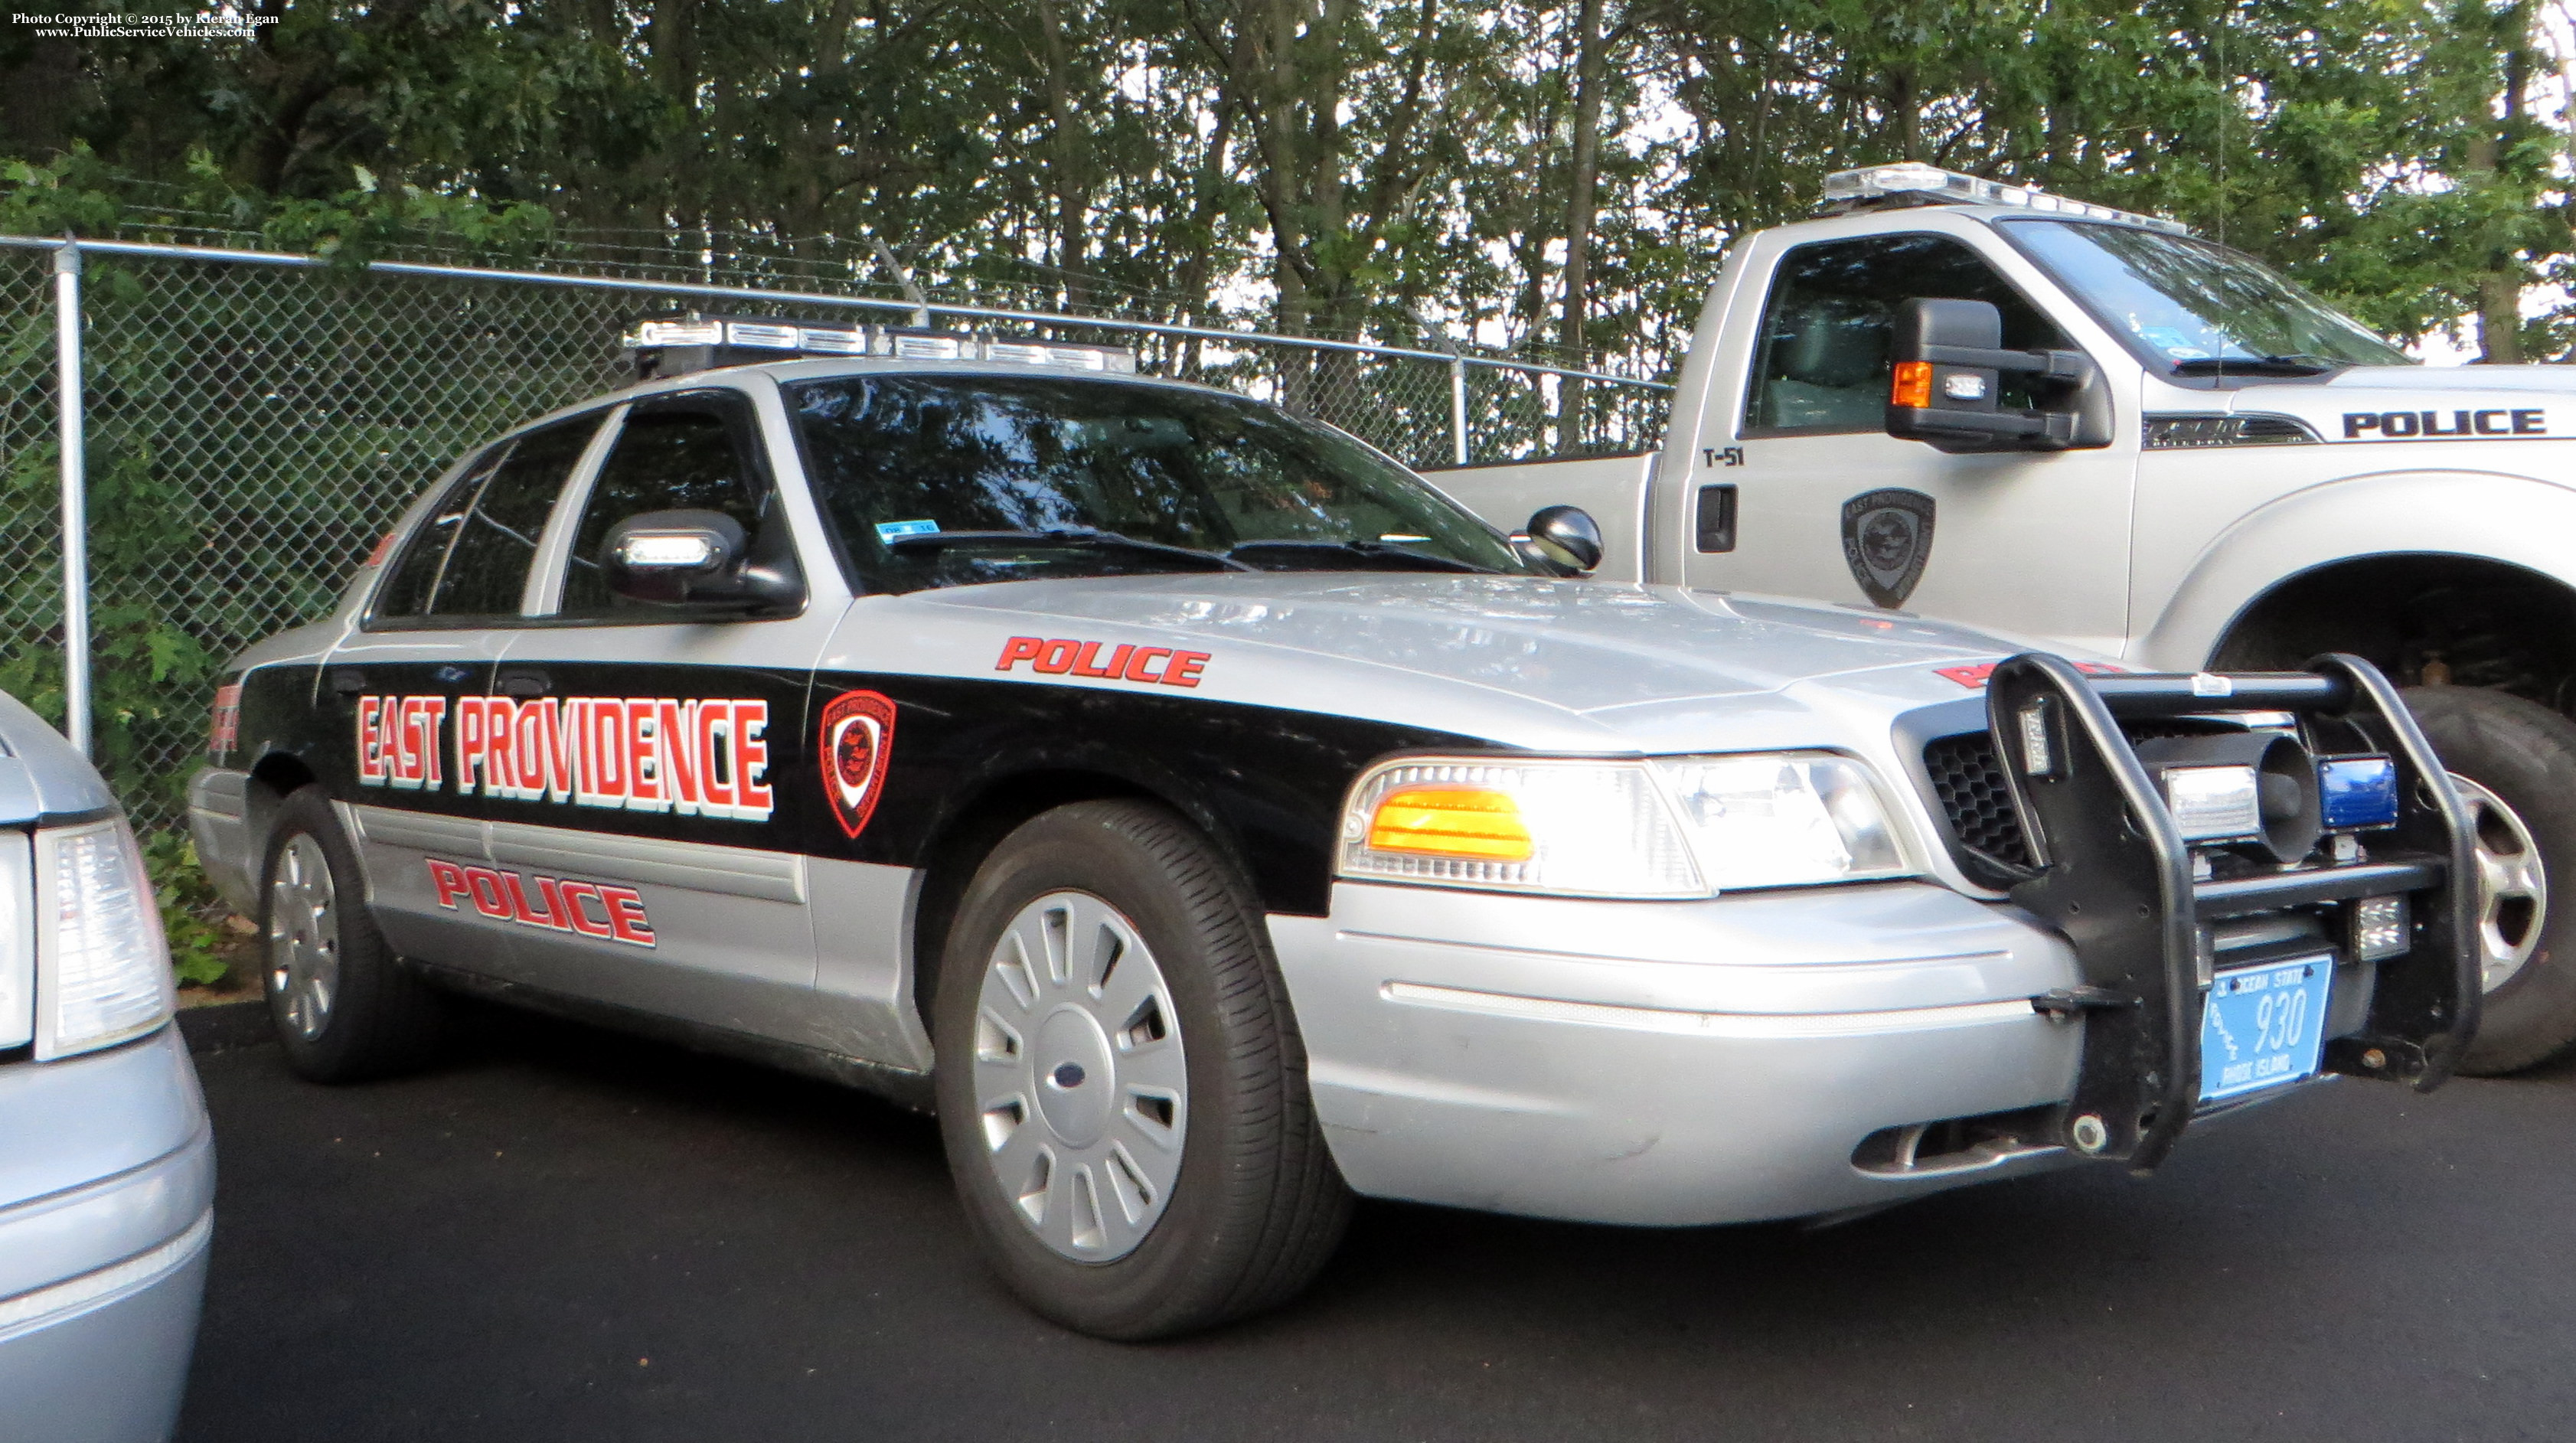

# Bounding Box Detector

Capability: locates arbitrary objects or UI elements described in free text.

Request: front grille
[1921,733,2033,870]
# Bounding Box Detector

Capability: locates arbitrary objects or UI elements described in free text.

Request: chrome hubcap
[266,834,341,1040]
[2452,772,2548,994]
[972,890,1187,1263]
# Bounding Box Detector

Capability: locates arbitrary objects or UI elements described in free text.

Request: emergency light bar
[621,312,1139,380]
[1819,163,2192,236]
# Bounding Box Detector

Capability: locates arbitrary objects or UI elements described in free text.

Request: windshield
[1998,218,2411,373]
[786,374,1529,592]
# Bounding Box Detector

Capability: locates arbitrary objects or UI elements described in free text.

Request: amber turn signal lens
[1366,787,1536,862]
[1890,361,1933,409]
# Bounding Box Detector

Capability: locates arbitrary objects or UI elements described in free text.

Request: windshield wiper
[2169,353,2349,377]
[1223,539,1496,574]
[883,527,1255,572]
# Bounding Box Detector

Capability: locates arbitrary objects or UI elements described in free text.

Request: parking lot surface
[179,1007,2575,1442]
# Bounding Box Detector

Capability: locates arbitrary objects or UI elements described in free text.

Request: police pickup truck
[1437,162,2576,1076]
[190,318,2476,1339]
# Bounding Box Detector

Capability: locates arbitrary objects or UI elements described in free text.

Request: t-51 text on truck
[1435,162,2576,1074]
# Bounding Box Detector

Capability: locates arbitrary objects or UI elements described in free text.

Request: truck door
[1681,230,2139,657]
[488,387,837,1043]
[322,413,610,967]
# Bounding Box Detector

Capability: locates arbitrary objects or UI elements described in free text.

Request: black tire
[258,785,447,1082]
[2404,687,2576,1074]
[932,799,1350,1340]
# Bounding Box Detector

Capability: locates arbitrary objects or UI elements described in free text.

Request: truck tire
[931,799,1350,1339]
[2402,687,2576,1074]
[258,785,448,1082]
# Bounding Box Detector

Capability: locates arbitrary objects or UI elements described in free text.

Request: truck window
[372,416,601,626]
[1742,233,2071,436]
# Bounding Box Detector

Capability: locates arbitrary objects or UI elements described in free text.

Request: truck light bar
[620,313,1139,380]
[1819,163,2192,236]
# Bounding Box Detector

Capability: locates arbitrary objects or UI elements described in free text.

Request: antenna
[2216,0,2231,246]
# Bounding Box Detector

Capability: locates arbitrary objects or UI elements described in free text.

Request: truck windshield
[1997,219,2411,374]
[785,374,1529,593]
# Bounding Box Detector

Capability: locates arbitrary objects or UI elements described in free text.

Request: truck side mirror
[1886,299,2110,453]
[1519,504,1605,575]
[601,509,803,612]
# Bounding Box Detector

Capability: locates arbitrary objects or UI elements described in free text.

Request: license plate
[2199,955,2334,1102]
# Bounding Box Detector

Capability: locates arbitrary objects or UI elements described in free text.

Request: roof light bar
[1819,163,2192,235]
[619,313,1138,380]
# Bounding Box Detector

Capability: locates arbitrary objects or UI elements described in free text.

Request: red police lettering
[996,637,1045,669]
[1122,647,1171,683]
[1163,651,1210,687]
[602,886,655,946]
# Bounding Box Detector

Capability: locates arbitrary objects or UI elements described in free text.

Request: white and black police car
[190,316,2480,1338]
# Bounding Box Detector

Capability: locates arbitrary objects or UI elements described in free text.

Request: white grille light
[35,819,175,1060]
[2163,765,2263,841]
[1656,753,1909,890]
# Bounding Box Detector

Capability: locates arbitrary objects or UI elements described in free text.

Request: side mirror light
[1520,504,1605,575]
[1885,298,2109,453]
[600,509,800,611]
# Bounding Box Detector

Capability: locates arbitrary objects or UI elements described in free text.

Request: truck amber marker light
[1890,361,1934,410]
[1365,787,1536,862]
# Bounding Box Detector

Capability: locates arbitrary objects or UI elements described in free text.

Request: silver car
[0,691,214,1441]
[190,318,2476,1339]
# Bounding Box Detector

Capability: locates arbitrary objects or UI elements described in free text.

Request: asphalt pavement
[178,1006,2576,1442]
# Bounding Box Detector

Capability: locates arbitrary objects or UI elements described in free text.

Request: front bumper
[0,1025,217,1443]
[1271,879,2089,1227]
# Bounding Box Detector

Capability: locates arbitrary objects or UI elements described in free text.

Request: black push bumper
[1982,653,2479,1170]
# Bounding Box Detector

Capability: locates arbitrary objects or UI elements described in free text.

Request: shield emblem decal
[818,690,899,839]
[1840,488,1936,609]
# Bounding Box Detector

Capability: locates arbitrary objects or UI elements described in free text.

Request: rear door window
[373,416,602,626]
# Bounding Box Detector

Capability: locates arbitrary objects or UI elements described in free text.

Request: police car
[188,318,2480,1339]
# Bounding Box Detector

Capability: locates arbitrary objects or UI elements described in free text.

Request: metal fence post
[53,240,90,756]
[1449,355,1470,467]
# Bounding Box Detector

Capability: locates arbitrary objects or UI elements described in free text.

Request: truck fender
[2133,468,2576,671]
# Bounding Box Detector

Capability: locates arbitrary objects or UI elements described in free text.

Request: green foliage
[139,828,235,989]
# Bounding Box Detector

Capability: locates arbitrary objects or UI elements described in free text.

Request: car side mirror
[1885,298,2111,453]
[600,509,802,612]
[1518,504,1604,575]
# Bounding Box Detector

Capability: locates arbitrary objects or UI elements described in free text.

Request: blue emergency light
[2317,756,2399,830]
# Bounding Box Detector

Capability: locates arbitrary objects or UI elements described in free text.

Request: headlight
[1337,752,1912,898]
[34,818,175,1060]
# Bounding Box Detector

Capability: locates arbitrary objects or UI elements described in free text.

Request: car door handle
[327,668,369,697]
[496,669,551,699]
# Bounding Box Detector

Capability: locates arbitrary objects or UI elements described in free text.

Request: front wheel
[2403,687,2576,1074]
[932,800,1350,1339]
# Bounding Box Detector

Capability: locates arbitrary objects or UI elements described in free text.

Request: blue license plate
[2199,955,2335,1102]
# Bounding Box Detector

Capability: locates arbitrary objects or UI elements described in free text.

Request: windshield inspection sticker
[2343,408,2544,439]
[995,635,1210,687]
[875,518,941,542]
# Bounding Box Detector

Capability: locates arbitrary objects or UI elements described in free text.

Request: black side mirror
[1519,504,1604,575]
[600,509,802,612]
[1886,299,2110,453]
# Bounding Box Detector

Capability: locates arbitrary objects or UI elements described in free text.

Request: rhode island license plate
[2199,955,2335,1102]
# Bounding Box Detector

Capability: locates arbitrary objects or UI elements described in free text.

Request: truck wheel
[2402,687,2576,1074]
[931,799,1350,1340]
[259,786,447,1082]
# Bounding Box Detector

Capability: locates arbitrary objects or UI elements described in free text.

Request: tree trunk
[1559,0,1610,455]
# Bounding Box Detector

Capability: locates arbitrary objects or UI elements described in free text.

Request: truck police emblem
[819,690,898,838]
[1840,488,1935,609]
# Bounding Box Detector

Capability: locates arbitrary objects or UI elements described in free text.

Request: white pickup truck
[1433,162,2576,1075]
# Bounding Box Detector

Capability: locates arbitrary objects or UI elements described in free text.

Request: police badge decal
[818,689,899,839]
[1840,488,1935,609]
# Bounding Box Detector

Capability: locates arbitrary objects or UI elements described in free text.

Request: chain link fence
[0,238,1669,834]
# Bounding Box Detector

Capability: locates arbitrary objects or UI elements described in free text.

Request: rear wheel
[260,786,447,1082]
[932,799,1350,1339]
[2403,687,2576,1074]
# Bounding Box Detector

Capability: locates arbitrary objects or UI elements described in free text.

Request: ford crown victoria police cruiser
[190,321,2480,1338]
